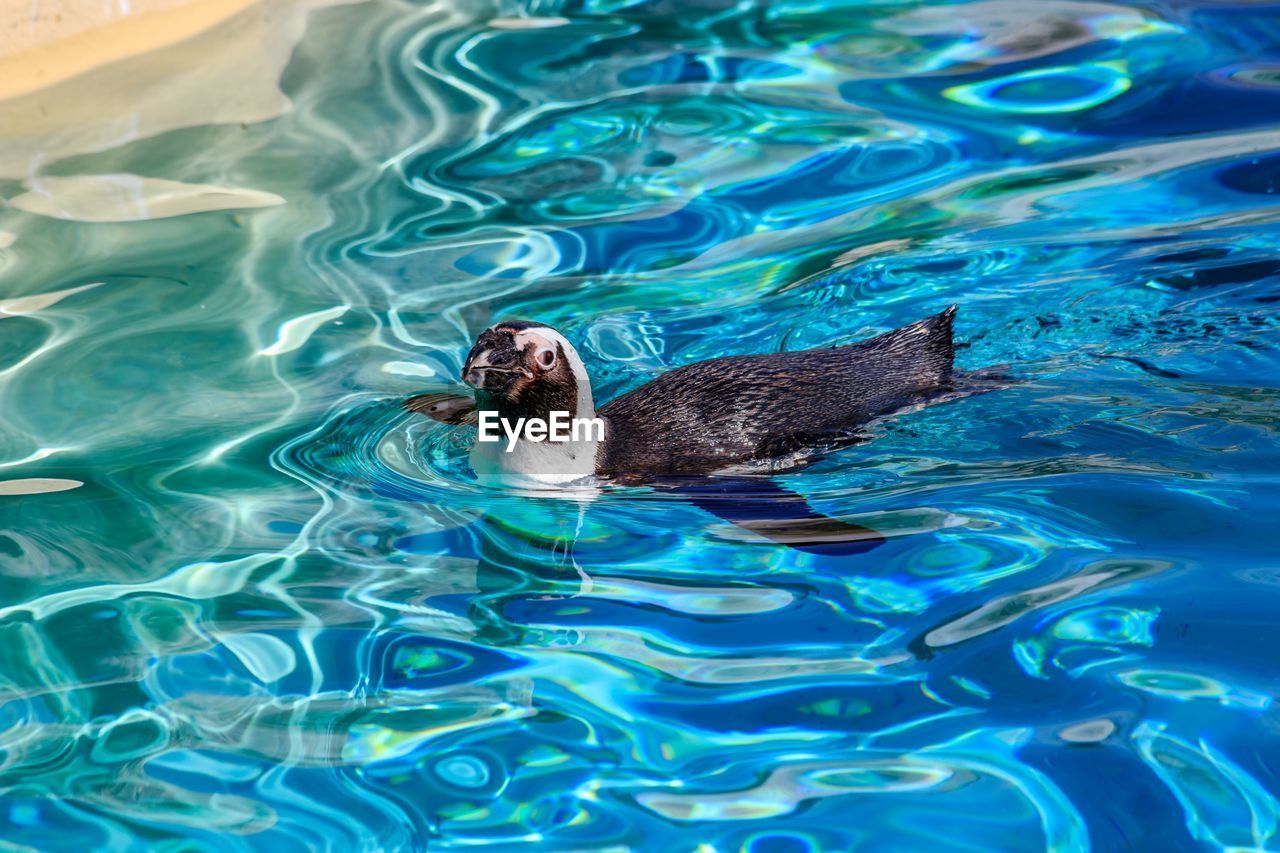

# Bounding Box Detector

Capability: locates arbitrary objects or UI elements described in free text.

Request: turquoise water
[3,0,1280,848]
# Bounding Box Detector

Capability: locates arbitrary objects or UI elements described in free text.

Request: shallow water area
[2,0,1280,849]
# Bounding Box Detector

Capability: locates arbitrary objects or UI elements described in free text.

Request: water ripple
[3,0,1280,847]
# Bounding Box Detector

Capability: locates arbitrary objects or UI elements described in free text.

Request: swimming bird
[404,309,966,554]
[408,307,958,487]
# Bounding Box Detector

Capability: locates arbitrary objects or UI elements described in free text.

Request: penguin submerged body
[406,307,960,488]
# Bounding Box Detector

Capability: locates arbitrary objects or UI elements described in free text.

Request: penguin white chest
[469,430,602,488]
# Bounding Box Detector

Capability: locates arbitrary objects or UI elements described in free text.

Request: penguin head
[462,321,594,417]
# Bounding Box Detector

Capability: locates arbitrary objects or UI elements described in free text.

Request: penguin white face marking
[511,326,591,387]
[534,341,557,370]
[512,329,562,378]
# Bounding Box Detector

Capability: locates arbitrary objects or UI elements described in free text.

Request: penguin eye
[535,346,557,370]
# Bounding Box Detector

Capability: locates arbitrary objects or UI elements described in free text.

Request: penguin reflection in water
[407,307,979,555]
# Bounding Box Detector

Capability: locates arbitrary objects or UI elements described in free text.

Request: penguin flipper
[404,393,478,426]
[669,476,885,556]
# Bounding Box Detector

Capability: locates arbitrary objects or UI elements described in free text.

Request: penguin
[408,307,958,484]
[403,308,968,555]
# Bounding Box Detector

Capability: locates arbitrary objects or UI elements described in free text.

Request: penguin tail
[846,305,959,389]
[907,304,957,380]
[926,304,957,339]
[934,304,958,373]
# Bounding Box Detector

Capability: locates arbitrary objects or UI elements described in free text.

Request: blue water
[2,0,1280,849]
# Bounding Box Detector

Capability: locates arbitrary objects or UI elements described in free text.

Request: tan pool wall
[0,0,263,102]
[0,0,343,178]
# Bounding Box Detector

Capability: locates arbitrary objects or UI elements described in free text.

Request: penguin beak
[462,346,492,388]
[462,357,487,389]
[462,348,524,389]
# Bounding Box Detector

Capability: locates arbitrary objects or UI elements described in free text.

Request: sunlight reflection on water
[1,0,1280,849]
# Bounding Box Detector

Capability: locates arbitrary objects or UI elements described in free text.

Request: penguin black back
[597,306,957,480]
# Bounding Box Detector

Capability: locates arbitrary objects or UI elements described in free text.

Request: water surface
[2,0,1280,849]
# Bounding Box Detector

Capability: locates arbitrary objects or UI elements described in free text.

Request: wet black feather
[597,306,957,480]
